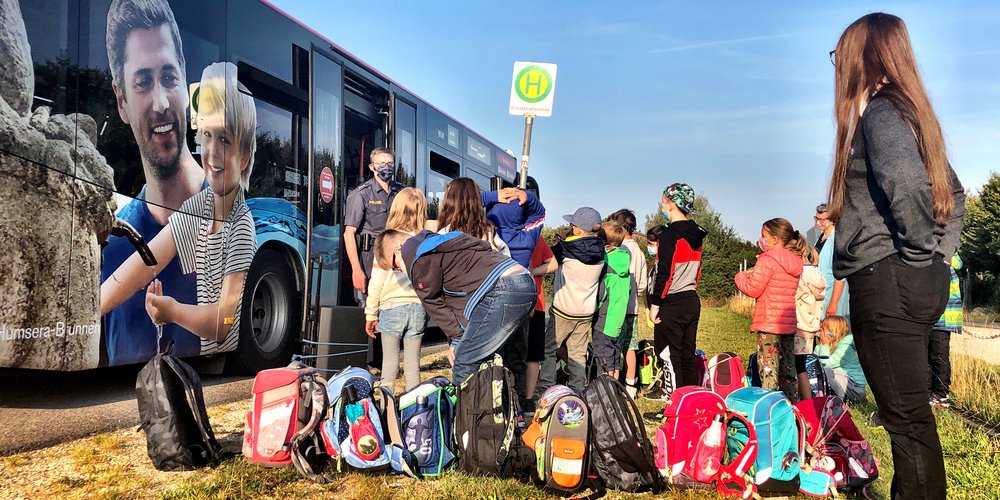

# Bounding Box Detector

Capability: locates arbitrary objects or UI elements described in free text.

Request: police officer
[344,147,403,302]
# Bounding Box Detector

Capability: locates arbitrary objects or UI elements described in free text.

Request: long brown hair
[386,187,427,233]
[828,13,952,225]
[437,177,494,240]
[763,218,809,259]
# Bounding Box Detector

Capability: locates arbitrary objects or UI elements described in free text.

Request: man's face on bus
[114,24,188,182]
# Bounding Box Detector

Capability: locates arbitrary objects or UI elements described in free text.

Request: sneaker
[625,384,638,399]
[931,395,951,408]
[868,411,884,428]
[516,412,527,430]
[644,385,670,401]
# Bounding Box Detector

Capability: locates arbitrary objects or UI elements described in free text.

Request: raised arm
[144,271,246,342]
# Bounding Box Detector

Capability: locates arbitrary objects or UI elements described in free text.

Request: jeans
[538,315,592,394]
[847,255,949,500]
[451,273,536,385]
[378,303,426,392]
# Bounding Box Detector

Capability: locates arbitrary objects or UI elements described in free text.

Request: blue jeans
[452,273,536,385]
[379,303,427,391]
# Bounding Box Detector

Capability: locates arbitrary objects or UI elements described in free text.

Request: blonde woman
[365,187,427,391]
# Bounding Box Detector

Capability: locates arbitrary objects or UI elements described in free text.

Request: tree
[645,195,758,301]
[960,172,1000,306]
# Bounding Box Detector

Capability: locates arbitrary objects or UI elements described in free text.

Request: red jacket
[735,247,803,334]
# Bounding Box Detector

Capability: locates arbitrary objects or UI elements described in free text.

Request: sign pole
[519,114,534,189]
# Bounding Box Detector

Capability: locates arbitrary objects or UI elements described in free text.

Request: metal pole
[518,114,534,189]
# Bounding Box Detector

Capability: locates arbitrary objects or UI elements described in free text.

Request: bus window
[394,98,417,187]
[426,151,460,220]
[466,168,492,192]
[248,101,303,210]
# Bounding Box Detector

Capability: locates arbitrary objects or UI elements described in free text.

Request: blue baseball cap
[562,207,602,231]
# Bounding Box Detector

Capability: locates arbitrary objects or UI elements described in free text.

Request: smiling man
[100,0,206,365]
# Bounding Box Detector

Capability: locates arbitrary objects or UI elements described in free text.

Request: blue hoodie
[482,191,545,268]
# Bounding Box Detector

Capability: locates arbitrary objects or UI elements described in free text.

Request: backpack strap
[495,367,519,470]
[617,377,663,493]
[162,355,222,465]
[376,386,417,478]
[716,411,759,498]
[290,375,336,483]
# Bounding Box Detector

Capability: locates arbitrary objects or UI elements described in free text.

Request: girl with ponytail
[734,218,805,400]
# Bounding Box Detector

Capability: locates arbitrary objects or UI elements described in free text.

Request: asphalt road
[0,363,253,456]
[0,342,449,456]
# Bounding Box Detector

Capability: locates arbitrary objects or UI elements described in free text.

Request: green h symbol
[524,73,542,95]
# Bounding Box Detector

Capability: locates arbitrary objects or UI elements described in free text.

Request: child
[364,188,428,392]
[525,235,558,405]
[929,254,963,408]
[735,218,805,401]
[815,316,867,402]
[795,247,826,400]
[375,229,535,385]
[592,222,638,380]
[647,184,706,401]
[101,61,257,348]
[607,209,648,398]
[537,207,606,394]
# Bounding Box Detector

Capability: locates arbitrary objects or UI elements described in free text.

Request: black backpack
[453,356,532,477]
[136,342,222,471]
[583,374,663,493]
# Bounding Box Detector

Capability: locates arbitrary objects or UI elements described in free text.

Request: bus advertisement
[0,0,519,372]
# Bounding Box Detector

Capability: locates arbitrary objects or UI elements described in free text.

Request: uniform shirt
[344,177,404,236]
[101,186,200,365]
[170,188,257,355]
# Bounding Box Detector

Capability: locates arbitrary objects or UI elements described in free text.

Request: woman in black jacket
[827,13,965,500]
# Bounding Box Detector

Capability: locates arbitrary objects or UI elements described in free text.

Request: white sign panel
[508,61,557,117]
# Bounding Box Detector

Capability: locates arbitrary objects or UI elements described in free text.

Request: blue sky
[272,1,1000,240]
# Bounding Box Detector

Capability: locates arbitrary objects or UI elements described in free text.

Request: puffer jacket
[735,247,803,334]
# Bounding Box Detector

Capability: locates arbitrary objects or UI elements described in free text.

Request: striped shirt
[169,188,257,354]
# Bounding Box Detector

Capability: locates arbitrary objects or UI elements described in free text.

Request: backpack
[725,387,805,495]
[745,353,761,387]
[521,385,590,493]
[801,354,832,399]
[583,374,662,493]
[695,349,709,387]
[708,352,748,399]
[243,360,330,481]
[321,366,404,474]
[637,339,658,387]
[453,356,533,477]
[396,376,457,478]
[653,386,757,494]
[795,396,879,493]
[136,342,222,471]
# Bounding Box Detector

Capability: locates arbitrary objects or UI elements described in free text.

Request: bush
[726,294,755,320]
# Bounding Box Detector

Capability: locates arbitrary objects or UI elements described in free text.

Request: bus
[0,0,531,372]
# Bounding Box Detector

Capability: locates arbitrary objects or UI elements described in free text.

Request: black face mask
[376,165,394,181]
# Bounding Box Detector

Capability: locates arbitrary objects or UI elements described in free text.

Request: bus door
[307,49,366,371]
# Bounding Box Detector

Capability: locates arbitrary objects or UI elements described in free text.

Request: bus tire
[230,248,299,374]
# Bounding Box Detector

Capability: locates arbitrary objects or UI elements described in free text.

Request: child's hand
[365,320,379,338]
[448,346,456,366]
[497,187,527,205]
[648,305,661,325]
[144,279,176,326]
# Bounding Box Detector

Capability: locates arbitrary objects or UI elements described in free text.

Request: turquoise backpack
[724,387,805,495]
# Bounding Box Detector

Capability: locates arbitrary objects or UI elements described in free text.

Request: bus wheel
[230,248,299,374]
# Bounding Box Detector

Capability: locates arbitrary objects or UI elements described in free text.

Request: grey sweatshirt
[833,95,966,279]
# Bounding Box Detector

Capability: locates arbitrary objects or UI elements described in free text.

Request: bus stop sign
[509,61,557,117]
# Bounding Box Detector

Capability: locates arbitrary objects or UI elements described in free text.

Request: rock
[0,0,34,116]
[69,113,99,145]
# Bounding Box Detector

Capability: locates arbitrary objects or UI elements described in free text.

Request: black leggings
[653,292,701,390]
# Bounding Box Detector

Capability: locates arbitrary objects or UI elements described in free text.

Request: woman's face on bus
[199,112,248,197]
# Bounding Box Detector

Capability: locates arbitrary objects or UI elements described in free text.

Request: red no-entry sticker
[319,167,334,203]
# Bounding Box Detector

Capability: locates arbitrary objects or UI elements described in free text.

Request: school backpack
[725,387,805,495]
[795,396,879,492]
[653,386,757,494]
[243,360,331,481]
[695,349,709,387]
[521,385,590,493]
[396,376,457,478]
[583,374,663,493]
[321,366,405,474]
[136,341,222,471]
[453,356,533,477]
[707,352,748,399]
[637,339,659,388]
[801,354,832,399]
[745,353,761,387]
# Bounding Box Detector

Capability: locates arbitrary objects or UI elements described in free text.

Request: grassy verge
[2,308,998,499]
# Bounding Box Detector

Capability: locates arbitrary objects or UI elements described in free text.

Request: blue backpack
[724,387,805,495]
[320,367,407,474]
[396,376,457,478]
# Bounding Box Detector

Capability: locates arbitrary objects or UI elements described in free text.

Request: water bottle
[686,414,725,483]
[406,395,433,466]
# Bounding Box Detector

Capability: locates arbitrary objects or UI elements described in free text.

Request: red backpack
[708,352,748,399]
[795,396,879,493]
[653,386,756,493]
